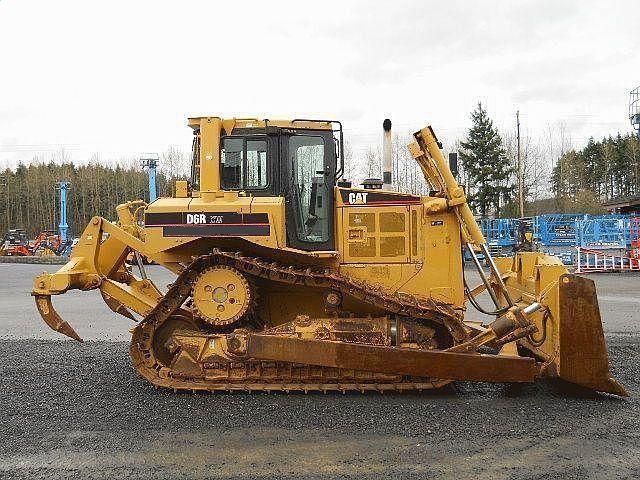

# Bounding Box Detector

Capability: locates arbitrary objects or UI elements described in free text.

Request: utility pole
[517,110,524,218]
[0,174,8,232]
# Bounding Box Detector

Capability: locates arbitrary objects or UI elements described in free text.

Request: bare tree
[161,146,189,179]
[503,131,550,213]
[340,140,359,183]
[363,146,382,180]
[545,122,573,203]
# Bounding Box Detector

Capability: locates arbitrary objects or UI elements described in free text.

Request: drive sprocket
[191,265,252,327]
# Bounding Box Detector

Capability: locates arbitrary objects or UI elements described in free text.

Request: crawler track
[130,250,468,392]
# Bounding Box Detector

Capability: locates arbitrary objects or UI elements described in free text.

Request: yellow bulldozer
[32,117,626,395]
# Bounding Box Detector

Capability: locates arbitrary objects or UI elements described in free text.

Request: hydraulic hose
[463,274,510,317]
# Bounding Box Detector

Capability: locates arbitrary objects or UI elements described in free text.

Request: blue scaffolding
[478,218,540,258]
[533,214,582,264]
[55,181,70,243]
[535,214,582,246]
[141,155,159,202]
[577,215,629,250]
[481,218,518,250]
[475,213,637,265]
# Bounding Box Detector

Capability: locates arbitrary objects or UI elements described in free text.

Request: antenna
[630,86,640,139]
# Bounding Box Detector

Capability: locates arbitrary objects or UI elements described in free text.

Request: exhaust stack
[382,118,392,189]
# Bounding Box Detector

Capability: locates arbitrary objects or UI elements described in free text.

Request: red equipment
[576,246,640,273]
[631,217,640,260]
[1,229,64,256]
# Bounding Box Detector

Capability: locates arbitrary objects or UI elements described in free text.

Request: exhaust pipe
[382,118,392,189]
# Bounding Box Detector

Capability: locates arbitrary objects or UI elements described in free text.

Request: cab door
[282,133,336,251]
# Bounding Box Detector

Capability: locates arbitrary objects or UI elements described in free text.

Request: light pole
[630,86,640,140]
[516,110,524,218]
[55,181,70,242]
[141,154,160,202]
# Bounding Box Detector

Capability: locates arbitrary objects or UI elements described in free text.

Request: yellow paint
[175,180,188,198]
[30,116,622,396]
[31,117,560,322]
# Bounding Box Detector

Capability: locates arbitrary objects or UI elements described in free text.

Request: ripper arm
[32,207,164,341]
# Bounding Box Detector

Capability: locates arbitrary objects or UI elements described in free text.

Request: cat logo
[347,192,368,205]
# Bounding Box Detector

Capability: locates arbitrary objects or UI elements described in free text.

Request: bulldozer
[32,117,626,396]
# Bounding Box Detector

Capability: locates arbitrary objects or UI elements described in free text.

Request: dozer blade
[557,274,627,396]
[33,294,83,342]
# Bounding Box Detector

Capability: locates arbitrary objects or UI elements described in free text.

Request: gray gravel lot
[1,262,639,479]
[1,339,638,480]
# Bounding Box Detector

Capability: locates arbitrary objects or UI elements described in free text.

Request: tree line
[551,133,640,212]
[0,160,176,238]
[352,104,639,218]
[455,104,640,217]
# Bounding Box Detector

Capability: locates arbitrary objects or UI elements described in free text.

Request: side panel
[146,212,270,237]
[400,210,465,308]
[142,196,286,254]
[335,193,464,308]
[341,205,410,264]
[340,263,422,293]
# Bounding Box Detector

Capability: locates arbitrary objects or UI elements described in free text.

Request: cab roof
[188,117,334,132]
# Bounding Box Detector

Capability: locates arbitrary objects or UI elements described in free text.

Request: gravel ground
[1,338,638,480]
[1,263,639,479]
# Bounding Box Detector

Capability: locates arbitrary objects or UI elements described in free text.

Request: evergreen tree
[582,137,603,198]
[459,103,514,217]
[612,133,630,197]
[551,132,640,208]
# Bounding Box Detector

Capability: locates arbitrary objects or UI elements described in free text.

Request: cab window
[221,137,268,189]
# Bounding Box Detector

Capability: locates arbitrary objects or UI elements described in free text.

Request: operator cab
[191,119,343,251]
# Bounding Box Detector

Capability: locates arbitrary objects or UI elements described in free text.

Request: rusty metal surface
[33,294,83,342]
[125,252,627,394]
[132,329,451,393]
[100,290,136,321]
[240,334,538,383]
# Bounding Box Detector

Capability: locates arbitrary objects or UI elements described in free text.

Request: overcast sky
[1,0,638,169]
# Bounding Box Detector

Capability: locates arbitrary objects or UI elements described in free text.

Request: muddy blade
[558,275,627,396]
[33,294,83,342]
